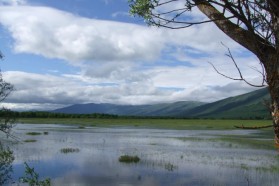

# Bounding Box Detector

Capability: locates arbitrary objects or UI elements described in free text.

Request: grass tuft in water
[164,162,177,171]
[78,126,85,129]
[119,155,140,163]
[60,148,80,154]
[26,132,41,136]
[24,139,37,143]
[43,132,49,135]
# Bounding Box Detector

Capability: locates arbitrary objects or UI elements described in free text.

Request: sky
[0,0,265,111]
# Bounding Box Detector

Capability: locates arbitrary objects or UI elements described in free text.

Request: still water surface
[5,124,279,185]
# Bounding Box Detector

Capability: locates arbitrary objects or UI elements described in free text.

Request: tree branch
[195,0,273,56]
[208,44,267,88]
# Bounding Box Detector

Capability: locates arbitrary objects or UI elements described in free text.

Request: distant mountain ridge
[53,101,206,116]
[53,88,271,119]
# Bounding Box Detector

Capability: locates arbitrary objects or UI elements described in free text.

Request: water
[3,124,279,185]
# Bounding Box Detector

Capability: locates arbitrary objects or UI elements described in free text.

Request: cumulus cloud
[0,5,243,64]
[1,70,259,110]
[2,71,165,109]
[0,5,265,110]
[0,6,164,64]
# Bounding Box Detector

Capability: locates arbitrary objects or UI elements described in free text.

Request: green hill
[181,88,270,119]
[53,88,271,119]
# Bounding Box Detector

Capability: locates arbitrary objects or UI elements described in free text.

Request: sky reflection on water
[5,124,279,186]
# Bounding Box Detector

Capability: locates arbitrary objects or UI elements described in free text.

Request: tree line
[0,110,119,119]
[0,109,271,120]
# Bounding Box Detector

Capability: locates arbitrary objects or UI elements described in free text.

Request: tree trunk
[271,98,279,147]
[196,1,279,147]
[262,49,279,147]
[266,55,279,147]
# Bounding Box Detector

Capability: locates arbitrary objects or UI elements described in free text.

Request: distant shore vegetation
[0,110,271,120]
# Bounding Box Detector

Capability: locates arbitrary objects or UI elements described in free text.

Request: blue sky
[0,0,263,110]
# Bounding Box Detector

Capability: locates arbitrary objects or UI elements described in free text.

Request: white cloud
[1,69,260,110]
[0,5,243,64]
[0,0,26,6]
[0,5,265,110]
[0,6,164,64]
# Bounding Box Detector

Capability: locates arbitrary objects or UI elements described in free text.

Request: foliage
[0,72,14,103]
[129,0,278,46]
[20,162,51,186]
[0,142,14,185]
[0,68,15,137]
[0,107,16,137]
[0,110,119,119]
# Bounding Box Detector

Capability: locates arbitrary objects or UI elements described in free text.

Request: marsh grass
[78,126,85,129]
[24,139,37,143]
[60,148,80,154]
[18,118,273,130]
[26,132,41,136]
[43,132,49,135]
[164,162,177,171]
[177,132,275,150]
[119,155,140,163]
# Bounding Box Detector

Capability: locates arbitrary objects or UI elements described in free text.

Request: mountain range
[53,88,271,119]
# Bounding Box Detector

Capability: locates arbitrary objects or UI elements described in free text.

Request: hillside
[181,88,270,119]
[53,88,271,119]
[53,101,205,116]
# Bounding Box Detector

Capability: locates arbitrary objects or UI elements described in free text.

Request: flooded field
[2,124,279,185]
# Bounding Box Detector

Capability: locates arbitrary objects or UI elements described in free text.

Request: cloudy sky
[0,0,265,111]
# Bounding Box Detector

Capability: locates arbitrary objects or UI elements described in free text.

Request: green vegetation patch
[60,148,80,154]
[78,126,85,129]
[18,118,273,130]
[26,132,41,136]
[20,162,51,186]
[119,155,140,163]
[164,162,177,171]
[24,139,37,143]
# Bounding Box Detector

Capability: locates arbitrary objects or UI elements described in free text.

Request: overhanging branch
[209,44,267,88]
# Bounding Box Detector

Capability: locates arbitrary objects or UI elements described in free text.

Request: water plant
[24,139,37,143]
[26,132,41,136]
[60,148,80,154]
[78,126,85,129]
[43,132,48,135]
[118,155,140,163]
[164,162,177,171]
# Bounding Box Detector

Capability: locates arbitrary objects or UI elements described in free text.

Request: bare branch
[208,44,267,88]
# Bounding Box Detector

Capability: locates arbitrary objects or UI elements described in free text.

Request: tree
[129,0,279,146]
[0,60,15,137]
[0,142,14,185]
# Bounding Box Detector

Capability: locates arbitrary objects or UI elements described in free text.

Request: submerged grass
[177,135,275,150]
[60,148,80,154]
[18,118,273,130]
[23,139,37,143]
[119,155,140,163]
[26,132,41,136]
